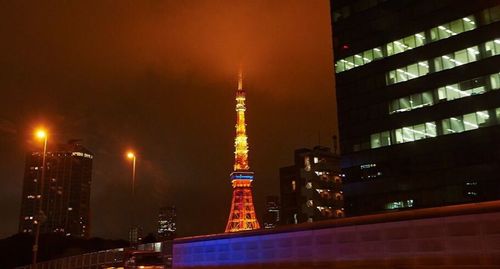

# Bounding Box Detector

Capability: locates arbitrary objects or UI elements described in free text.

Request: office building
[330,0,500,215]
[158,206,176,240]
[129,226,143,244]
[262,196,280,229]
[280,146,344,225]
[19,140,93,238]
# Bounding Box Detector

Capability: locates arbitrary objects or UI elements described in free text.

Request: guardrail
[16,241,172,269]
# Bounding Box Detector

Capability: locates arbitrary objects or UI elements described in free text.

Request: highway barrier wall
[173,201,500,268]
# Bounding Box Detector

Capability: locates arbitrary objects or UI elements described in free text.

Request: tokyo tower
[225,70,261,232]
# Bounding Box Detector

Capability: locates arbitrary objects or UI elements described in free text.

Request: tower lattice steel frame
[225,70,261,232]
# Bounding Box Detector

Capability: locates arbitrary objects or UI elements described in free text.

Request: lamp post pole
[32,130,48,269]
[131,154,136,228]
[127,152,137,245]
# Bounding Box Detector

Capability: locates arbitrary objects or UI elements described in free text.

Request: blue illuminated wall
[173,201,500,268]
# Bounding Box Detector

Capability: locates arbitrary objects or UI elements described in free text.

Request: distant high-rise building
[129,225,143,244]
[280,146,344,225]
[263,196,280,229]
[157,206,176,240]
[330,0,500,216]
[19,140,93,238]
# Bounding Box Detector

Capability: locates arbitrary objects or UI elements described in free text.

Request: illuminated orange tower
[225,70,261,232]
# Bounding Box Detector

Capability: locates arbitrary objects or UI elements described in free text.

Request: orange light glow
[35,129,47,139]
[126,151,135,159]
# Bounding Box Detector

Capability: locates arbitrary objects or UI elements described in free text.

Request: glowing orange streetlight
[126,151,137,245]
[35,129,47,140]
[32,128,48,268]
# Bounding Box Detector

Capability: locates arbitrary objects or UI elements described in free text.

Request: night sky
[0,0,337,239]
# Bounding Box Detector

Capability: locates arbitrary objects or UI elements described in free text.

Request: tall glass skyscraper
[18,140,93,238]
[330,0,500,215]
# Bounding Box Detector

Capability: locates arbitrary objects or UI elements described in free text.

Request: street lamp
[126,151,137,245]
[32,128,48,269]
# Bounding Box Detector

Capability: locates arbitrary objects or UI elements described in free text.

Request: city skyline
[2,1,500,268]
[0,0,336,240]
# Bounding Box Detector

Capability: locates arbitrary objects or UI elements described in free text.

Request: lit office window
[439,79,485,101]
[387,32,425,56]
[439,84,468,100]
[370,131,391,148]
[363,50,374,64]
[371,122,436,148]
[476,111,491,126]
[387,61,429,84]
[491,73,500,89]
[385,199,414,210]
[372,107,500,149]
[387,38,500,86]
[389,72,500,115]
[335,62,345,73]
[430,16,476,41]
[370,133,381,148]
[354,54,363,66]
[394,122,437,142]
[426,122,438,137]
[442,117,462,134]
[442,111,490,134]
[484,39,500,57]
[335,47,384,72]
[335,14,478,73]
[339,56,356,71]
[389,91,433,114]
[434,46,479,72]
[464,113,480,131]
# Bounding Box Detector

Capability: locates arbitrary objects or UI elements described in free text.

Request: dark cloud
[0,0,336,239]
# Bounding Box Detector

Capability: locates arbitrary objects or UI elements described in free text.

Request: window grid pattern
[370,107,500,149]
[335,15,476,73]
[386,39,500,85]
[389,73,500,114]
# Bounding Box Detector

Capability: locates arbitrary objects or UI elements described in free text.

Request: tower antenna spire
[233,67,249,171]
[238,67,243,91]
